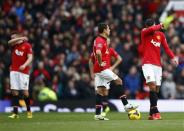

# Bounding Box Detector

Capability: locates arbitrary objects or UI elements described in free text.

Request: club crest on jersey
[151,39,161,47]
[156,35,161,40]
[15,49,24,56]
[105,49,109,54]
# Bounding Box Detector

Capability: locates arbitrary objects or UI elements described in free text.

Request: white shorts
[10,71,30,90]
[142,64,162,86]
[94,69,119,90]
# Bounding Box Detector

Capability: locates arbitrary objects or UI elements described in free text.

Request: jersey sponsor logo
[151,39,161,47]
[96,43,103,48]
[15,49,24,56]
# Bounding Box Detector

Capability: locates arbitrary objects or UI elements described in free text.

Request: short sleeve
[26,43,33,54]
[109,48,118,58]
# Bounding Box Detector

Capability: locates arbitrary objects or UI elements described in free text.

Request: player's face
[105,25,110,36]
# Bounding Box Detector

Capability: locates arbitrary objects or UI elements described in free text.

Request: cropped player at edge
[91,23,138,120]
[138,19,178,120]
[8,32,33,119]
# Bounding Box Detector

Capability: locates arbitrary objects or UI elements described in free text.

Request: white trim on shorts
[94,69,119,90]
[142,64,162,86]
[10,71,30,90]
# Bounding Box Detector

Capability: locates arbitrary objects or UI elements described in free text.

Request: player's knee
[12,90,19,96]
[114,78,122,85]
[148,82,157,91]
[96,87,106,96]
[23,92,29,98]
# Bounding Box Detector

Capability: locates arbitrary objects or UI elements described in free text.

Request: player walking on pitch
[139,19,178,120]
[8,32,33,118]
[92,23,138,120]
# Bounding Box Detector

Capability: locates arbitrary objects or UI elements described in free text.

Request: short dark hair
[98,23,108,33]
[145,18,155,27]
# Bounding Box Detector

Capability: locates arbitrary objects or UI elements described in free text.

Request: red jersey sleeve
[161,33,175,59]
[141,24,161,36]
[95,39,104,51]
[109,48,118,58]
[25,43,33,54]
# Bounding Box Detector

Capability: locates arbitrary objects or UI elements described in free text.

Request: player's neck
[99,33,108,39]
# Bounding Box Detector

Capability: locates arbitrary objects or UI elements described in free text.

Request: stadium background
[0,0,184,112]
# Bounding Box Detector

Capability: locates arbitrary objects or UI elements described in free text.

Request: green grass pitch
[0,112,183,131]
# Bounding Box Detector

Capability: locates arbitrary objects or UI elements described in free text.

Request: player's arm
[19,53,33,71]
[96,50,106,67]
[142,23,164,35]
[162,35,178,66]
[89,58,94,79]
[8,37,28,45]
[110,55,122,71]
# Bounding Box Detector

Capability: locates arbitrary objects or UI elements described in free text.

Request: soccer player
[8,32,33,119]
[139,19,178,120]
[92,23,138,120]
[89,38,122,117]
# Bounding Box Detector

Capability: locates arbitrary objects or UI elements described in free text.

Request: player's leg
[20,73,32,118]
[22,90,32,118]
[153,65,162,119]
[113,78,138,111]
[9,90,20,118]
[101,89,110,117]
[100,69,138,111]
[9,71,20,118]
[95,87,109,120]
[142,64,161,120]
[147,82,159,117]
[94,74,109,120]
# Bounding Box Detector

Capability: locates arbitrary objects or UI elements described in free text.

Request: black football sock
[120,95,128,106]
[149,91,159,115]
[102,96,108,112]
[96,94,103,115]
[12,95,19,114]
[13,107,18,114]
[24,96,31,112]
[116,84,128,106]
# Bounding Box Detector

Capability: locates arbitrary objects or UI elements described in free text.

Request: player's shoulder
[23,42,32,47]
[95,36,106,42]
[155,31,164,34]
[109,47,115,52]
[155,31,165,38]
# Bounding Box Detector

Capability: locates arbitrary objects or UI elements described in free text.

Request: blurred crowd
[0,0,184,101]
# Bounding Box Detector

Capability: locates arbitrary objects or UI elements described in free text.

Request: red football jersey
[139,24,175,66]
[92,36,109,73]
[11,42,33,74]
[92,35,119,73]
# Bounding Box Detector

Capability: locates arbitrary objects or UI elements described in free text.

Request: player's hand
[19,65,26,71]
[110,66,115,71]
[171,57,178,67]
[100,61,106,67]
[160,23,165,30]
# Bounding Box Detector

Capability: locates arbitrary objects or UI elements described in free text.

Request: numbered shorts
[94,69,118,90]
[10,71,30,90]
[142,64,162,86]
